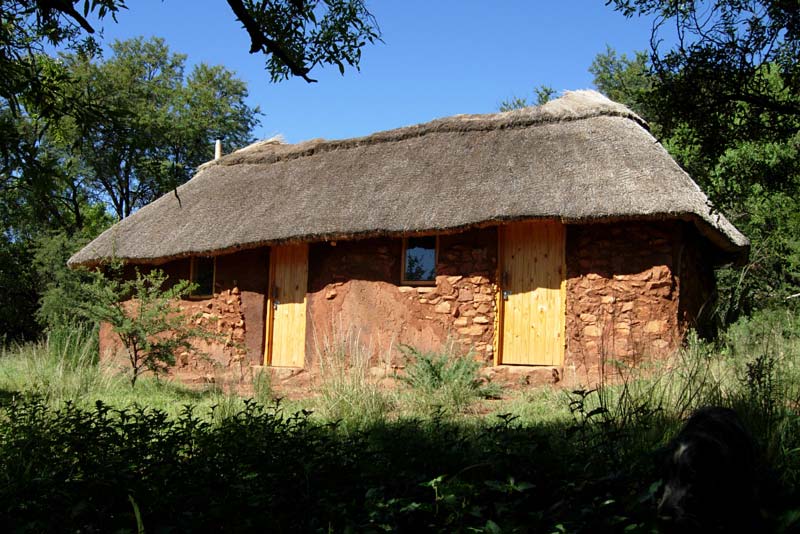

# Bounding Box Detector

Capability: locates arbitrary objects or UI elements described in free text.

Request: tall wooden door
[499,221,566,365]
[265,244,308,367]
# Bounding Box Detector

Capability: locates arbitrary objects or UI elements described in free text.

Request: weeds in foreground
[396,342,502,416]
[314,325,394,429]
[0,323,120,405]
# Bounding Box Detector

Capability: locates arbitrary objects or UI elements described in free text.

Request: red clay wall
[99,248,268,375]
[564,221,684,378]
[306,229,498,367]
[99,221,716,381]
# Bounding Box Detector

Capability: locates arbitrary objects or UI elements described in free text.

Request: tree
[81,266,207,387]
[606,0,800,169]
[498,84,556,111]
[61,37,261,218]
[590,44,800,323]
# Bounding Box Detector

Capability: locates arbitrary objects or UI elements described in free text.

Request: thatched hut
[70,90,748,380]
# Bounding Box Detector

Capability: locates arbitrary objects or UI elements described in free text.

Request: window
[402,236,437,284]
[190,256,215,297]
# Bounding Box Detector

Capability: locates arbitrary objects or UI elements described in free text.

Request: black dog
[657,407,760,533]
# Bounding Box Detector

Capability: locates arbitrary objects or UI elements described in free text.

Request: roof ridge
[212,90,645,168]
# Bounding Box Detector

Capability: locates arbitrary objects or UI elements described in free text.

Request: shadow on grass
[0,387,18,406]
[0,397,795,533]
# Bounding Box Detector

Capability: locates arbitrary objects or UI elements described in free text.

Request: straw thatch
[69,90,748,267]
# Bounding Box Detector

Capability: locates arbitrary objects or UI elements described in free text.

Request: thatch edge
[68,212,748,269]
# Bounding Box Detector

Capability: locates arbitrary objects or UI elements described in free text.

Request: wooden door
[499,221,566,365]
[265,244,308,367]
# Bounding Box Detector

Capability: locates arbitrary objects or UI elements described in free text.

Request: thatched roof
[69,90,748,267]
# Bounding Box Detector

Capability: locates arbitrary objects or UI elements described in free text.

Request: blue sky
[93,1,654,144]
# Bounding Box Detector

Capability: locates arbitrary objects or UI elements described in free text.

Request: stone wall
[306,229,498,366]
[99,248,269,375]
[565,221,683,378]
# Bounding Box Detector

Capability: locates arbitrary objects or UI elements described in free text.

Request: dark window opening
[402,236,437,284]
[191,256,215,297]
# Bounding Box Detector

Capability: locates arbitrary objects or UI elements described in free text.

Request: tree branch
[225,0,317,83]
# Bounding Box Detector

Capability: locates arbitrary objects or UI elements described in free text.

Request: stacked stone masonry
[98,222,715,382]
[565,221,696,377]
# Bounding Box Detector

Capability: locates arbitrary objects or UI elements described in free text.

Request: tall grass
[313,324,394,429]
[0,323,120,405]
[0,323,234,417]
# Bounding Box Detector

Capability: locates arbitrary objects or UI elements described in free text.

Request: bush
[81,265,211,387]
[397,342,501,415]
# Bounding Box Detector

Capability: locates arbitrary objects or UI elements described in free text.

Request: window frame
[400,235,439,286]
[189,256,216,298]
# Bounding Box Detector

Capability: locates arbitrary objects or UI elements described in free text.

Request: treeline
[589,2,799,330]
[0,0,379,343]
[0,37,260,339]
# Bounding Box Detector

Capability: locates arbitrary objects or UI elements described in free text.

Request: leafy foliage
[499,84,556,111]
[80,266,208,386]
[591,41,800,323]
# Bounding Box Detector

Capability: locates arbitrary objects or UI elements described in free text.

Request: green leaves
[229,0,380,83]
[79,265,209,387]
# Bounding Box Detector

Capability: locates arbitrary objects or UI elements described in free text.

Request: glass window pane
[404,236,436,282]
[192,257,214,296]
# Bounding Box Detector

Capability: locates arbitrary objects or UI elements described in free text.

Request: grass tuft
[396,341,502,416]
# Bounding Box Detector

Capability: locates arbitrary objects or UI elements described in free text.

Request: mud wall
[565,221,684,377]
[99,248,269,374]
[306,228,498,367]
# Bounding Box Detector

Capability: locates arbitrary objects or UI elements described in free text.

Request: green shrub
[80,265,212,387]
[397,342,501,415]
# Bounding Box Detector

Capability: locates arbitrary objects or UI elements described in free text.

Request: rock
[434,301,451,314]
[436,276,455,295]
[651,339,670,350]
[474,293,494,302]
[457,288,474,302]
[583,325,601,337]
[601,295,616,304]
[454,317,469,327]
[579,313,597,324]
[645,320,668,334]
[446,275,463,285]
[232,287,240,295]
[398,286,415,293]
[325,289,337,299]
[476,303,491,314]
[473,316,490,325]
[234,319,244,328]
[417,286,436,294]
[468,325,486,336]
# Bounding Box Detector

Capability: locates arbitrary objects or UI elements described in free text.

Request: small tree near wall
[83,265,208,387]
